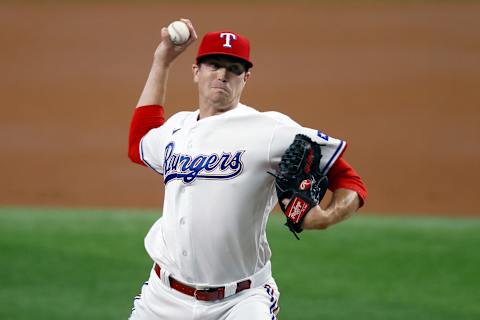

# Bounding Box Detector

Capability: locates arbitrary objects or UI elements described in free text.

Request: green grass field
[0,207,479,320]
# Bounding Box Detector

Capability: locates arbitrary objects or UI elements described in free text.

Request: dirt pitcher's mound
[1,3,479,216]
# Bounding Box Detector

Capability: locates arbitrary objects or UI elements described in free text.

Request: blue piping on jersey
[321,140,345,175]
[140,138,164,176]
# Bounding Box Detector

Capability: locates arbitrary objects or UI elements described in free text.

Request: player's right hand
[154,18,198,66]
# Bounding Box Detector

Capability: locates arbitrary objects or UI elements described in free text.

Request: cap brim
[196,52,253,68]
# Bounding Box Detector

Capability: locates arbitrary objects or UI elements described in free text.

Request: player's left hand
[303,188,362,230]
[280,200,331,230]
[270,134,329,239]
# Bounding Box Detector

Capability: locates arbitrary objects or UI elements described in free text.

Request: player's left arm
[267,115,366,231]
[302,157,367,230]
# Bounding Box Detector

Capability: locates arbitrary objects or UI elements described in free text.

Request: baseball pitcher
[127,18,367,320]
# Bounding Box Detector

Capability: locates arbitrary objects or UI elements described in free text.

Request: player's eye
[205,61,245,75]
[208,62,221,70]
[227,64,245,76]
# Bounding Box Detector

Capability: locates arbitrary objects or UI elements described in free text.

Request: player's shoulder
[166,110,194,122]
[163,110,197,127]
[262,110,301,127]
[145,110,195,139]
[238,104,299,126]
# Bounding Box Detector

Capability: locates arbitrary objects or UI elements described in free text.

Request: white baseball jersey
[139,103,346,287]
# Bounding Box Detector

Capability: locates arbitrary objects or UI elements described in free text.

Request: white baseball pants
[129,267,280,320]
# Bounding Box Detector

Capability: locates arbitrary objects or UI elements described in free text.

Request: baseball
[167,21,190,45]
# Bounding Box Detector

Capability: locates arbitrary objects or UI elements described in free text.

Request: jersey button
[182,250,188,256]
[179,217,186,225]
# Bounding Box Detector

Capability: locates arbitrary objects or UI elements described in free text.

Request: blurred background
[1,1,479,215]
[1,1,479,320]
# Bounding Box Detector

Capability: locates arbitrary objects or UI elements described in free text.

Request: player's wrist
[302,206,332,230]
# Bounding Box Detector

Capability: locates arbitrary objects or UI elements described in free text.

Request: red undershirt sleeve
[327,157,367,207]
[128,105,165,165]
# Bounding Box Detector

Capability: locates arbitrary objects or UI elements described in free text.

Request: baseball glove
[269,134,329,239]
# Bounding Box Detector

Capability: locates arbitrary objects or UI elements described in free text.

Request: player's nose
[216,67,228,81]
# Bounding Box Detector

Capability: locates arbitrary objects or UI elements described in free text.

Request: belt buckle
[194,287,223,301]
[193,286,208,300]
[193,288,201,300]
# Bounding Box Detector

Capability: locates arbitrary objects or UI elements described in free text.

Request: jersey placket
[175,123,197,281]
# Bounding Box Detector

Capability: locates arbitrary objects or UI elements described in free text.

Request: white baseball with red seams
[167,21,190,45]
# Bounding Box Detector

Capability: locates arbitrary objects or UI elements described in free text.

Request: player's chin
[210,91,231,103]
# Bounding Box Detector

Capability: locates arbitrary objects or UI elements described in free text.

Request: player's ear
[243,70,251,83]
[192,64,200,83]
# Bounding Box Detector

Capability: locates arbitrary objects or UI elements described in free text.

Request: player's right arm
[128,19,197,165]
[137,19,197,107]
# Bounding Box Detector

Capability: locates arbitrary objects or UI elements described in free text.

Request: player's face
[193,56,250,109]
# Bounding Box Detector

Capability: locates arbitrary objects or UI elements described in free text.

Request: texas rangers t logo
[163,142,245,184]
[220,33,237,48]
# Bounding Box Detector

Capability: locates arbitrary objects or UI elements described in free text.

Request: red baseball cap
[196,31,253,68]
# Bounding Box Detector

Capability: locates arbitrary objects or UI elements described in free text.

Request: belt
[154,264,251,301]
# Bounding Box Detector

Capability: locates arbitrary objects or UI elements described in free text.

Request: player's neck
[198,99,240,120]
